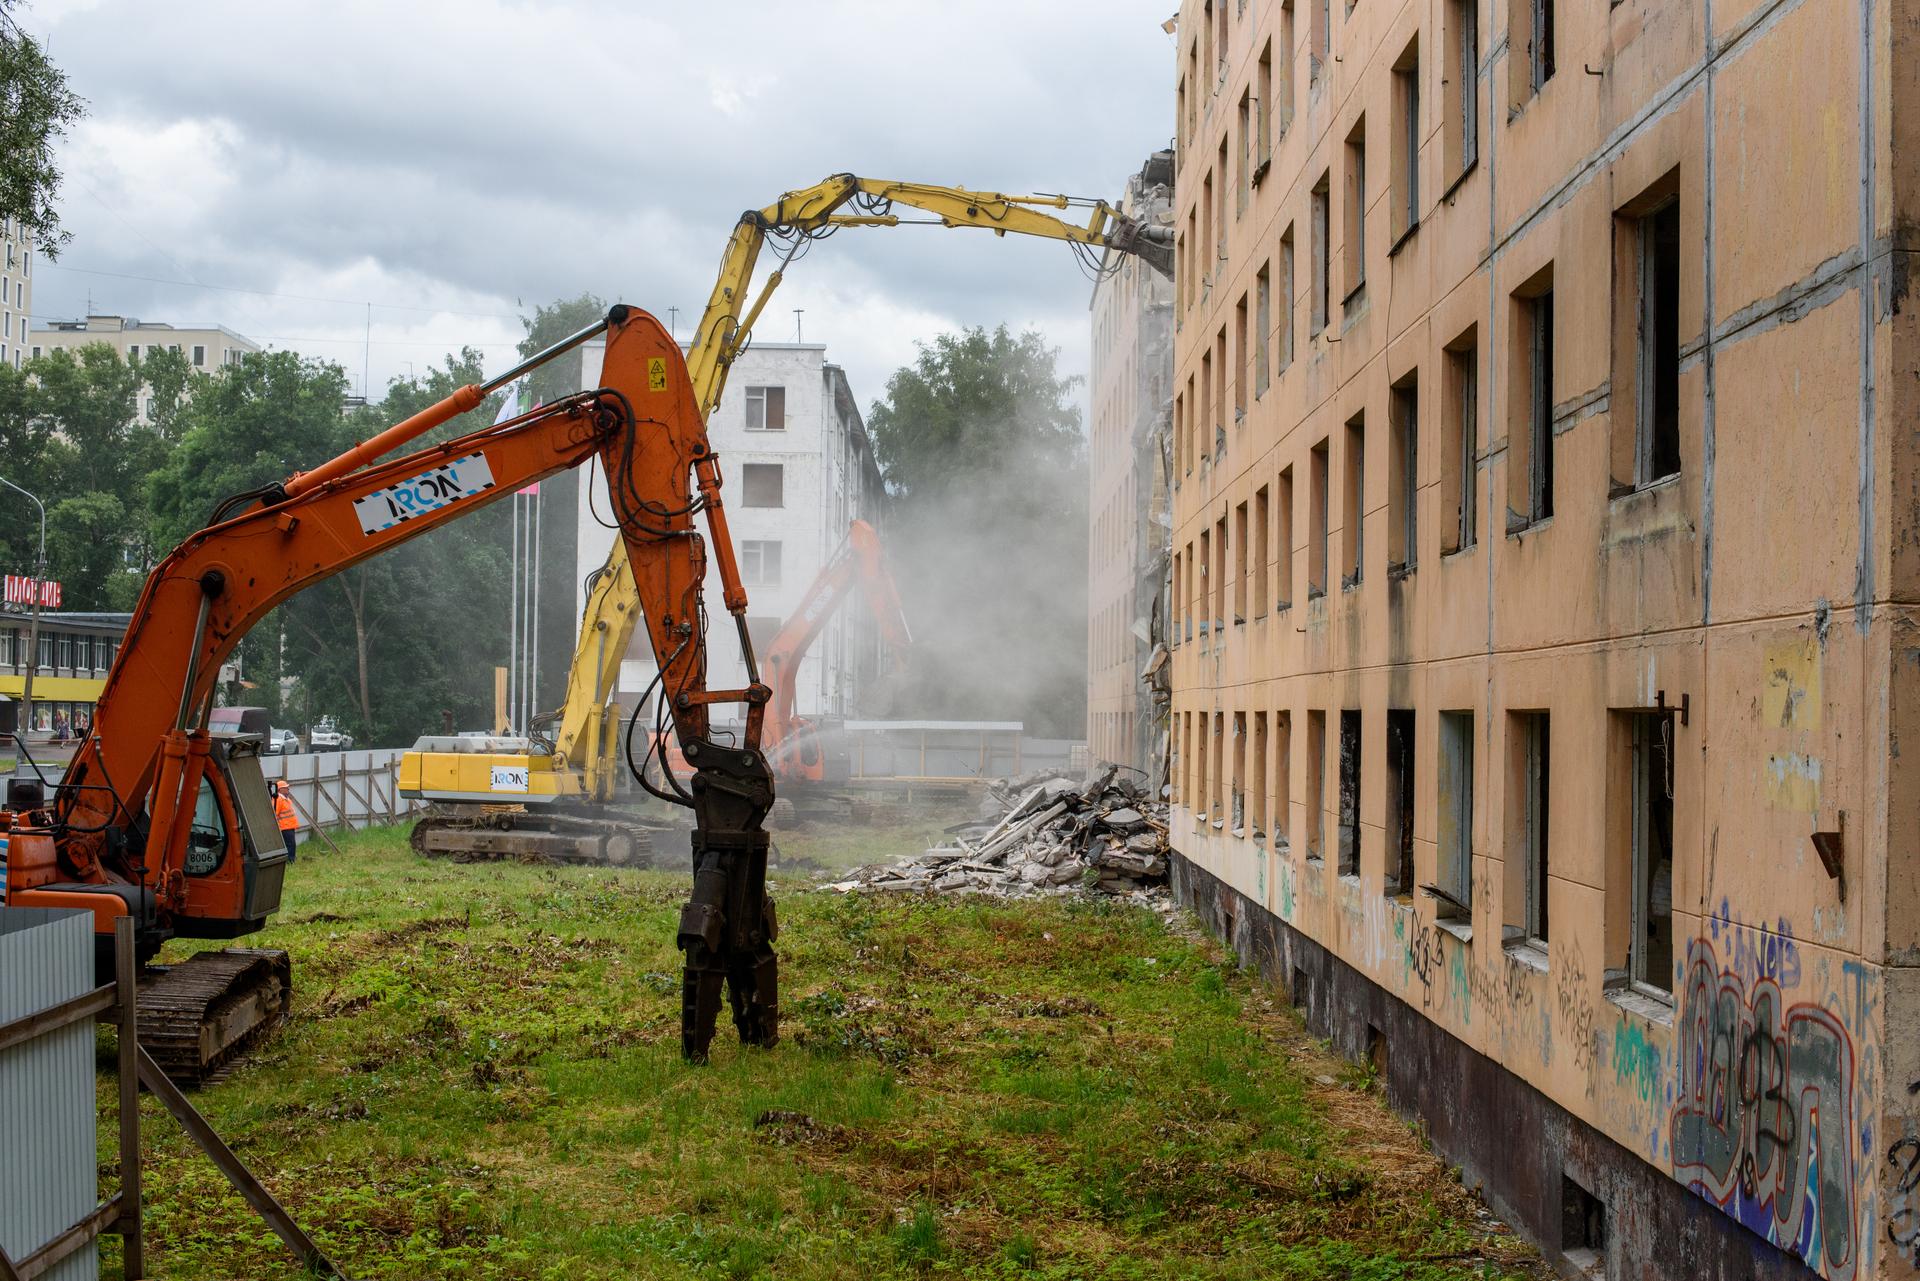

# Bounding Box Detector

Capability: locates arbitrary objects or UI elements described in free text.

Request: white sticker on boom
[353,453,497,535]
[489,766,529,793]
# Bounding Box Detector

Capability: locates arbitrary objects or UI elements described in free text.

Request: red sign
[4,575,60,608]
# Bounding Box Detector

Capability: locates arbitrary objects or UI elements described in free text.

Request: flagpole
[507,490,519,735]
[530,483,542,734]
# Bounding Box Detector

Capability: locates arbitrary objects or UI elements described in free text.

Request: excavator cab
[173,734,286,935]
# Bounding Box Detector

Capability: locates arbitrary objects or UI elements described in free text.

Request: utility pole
[0,476,47,740]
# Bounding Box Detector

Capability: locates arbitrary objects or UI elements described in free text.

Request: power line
[37,261,525,322]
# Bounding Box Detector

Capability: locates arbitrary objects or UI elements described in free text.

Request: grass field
[102,823,1544,1280]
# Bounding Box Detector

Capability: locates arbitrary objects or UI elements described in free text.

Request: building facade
[574,341,891,726]
[29,315,261,422]
[1,218,31,370]
[1165,0,1918,1277]
[0,610,129,736]
[1087,152,1177,777]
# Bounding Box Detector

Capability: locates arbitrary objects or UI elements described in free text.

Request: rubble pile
[827,766,1170,899]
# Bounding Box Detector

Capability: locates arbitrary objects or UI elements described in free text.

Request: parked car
[307,716,353,750]
[265,728,302,755]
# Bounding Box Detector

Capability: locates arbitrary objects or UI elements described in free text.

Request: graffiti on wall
[1670,935,1859,1279]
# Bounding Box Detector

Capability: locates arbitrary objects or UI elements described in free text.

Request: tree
[865,326,1088,737]
[0,2,84,256]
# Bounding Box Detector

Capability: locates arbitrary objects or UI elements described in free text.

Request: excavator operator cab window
[185,783,227,876]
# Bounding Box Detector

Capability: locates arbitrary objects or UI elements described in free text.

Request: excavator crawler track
[410,807,679,869]
[138,948,292,1087]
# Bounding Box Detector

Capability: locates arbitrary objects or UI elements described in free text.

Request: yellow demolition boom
[399,174,1172,858]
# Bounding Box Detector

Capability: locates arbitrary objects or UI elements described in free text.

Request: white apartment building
[29,315,261,421]
[574,340,891,727]
[0,218,32,369]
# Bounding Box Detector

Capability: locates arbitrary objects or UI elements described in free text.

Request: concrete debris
[826,767,1172,901]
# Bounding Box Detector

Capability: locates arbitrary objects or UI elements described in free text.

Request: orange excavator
[2,307,784,1070]
[761,518,910,786]
[646,517,911,793]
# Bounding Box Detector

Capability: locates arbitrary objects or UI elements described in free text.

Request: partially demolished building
[1087,151,1175,783]
[1161,0,1920,1276]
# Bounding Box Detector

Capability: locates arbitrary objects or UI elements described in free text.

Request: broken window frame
[740,539,783,588]
[741,462,785,508]
[1516,711,1551,947]
[1342,413,1364,590]
[1343,119,1367,300]
[1306,709,1327,862]
[1446,340,1478,553]
[1628,711,1676,998]
[1436,710,1474,923]
[1386,709,1415,896]
[1390,40,1420,249]
[1276,465,1295,611]
[1253,485,1271,618]
[1255,263,1272,396]
[1389,378,1417,576]
[1310,176,1331,336]
[1635,200,1682,487]
[745,385,786,431]
[1337,709,1362,878]
[1309,440,1330,598]
[1252,710,1269,838]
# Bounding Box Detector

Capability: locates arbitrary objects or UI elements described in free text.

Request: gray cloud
[27,0,1175,409]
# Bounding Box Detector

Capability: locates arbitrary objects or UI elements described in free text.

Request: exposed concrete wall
[1173,852,1830,1281]
[1088,154,1177,779]
[1166,0,1912,1274]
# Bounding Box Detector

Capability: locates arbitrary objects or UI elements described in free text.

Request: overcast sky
[23,0,1175,421]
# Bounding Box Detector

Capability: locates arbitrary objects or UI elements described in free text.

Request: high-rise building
[574,341,891,729]
[0,218,32,370]
[1164,0,1913,1276]
[29,315,261,421]
[1087,151,1175,777]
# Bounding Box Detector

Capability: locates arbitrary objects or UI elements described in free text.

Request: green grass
[101,824,1541,1280]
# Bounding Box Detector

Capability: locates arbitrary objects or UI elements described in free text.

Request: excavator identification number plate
[353,453,497,534]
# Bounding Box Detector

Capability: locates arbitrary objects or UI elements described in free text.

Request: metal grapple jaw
[676,739,778,1063]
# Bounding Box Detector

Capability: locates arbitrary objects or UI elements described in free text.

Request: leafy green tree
[0,345,163,607]
[46,490,128,607]
[0,1,83,255]
[865,326,1087,737]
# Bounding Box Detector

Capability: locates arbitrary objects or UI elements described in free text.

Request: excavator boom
[9,307,779,1070]
[531,175,1170,797]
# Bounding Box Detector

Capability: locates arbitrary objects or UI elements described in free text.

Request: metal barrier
[842,721,1084,784]
[261,749,427,838]
[0,914,344,1281]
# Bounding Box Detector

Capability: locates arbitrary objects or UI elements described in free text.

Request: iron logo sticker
[489,766,530,793]
[353,453,497,535]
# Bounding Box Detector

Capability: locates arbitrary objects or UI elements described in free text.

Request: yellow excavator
[399,175,1172,861]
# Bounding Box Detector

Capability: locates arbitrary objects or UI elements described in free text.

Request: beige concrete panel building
[29,315,260,422]
[1087,152,1176,776]
[1,218,31,370]
[1162,0,1918,1276]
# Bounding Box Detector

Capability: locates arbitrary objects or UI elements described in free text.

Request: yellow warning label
[648,357,668,391]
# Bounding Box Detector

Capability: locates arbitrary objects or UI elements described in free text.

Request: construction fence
[842,721,1082,785]
[261,749,427,841]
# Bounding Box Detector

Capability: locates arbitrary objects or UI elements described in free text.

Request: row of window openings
[1172,215,1681,637]
[1167,0,1559,270]
[1178,0,1572,330]
[1178,706,1675,1000]
[0,632,120,671]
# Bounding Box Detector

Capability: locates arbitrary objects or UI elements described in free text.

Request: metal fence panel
[261,748,426,840]
[0,907,98,1281]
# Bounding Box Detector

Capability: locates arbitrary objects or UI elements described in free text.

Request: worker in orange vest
[273,780,299,864]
